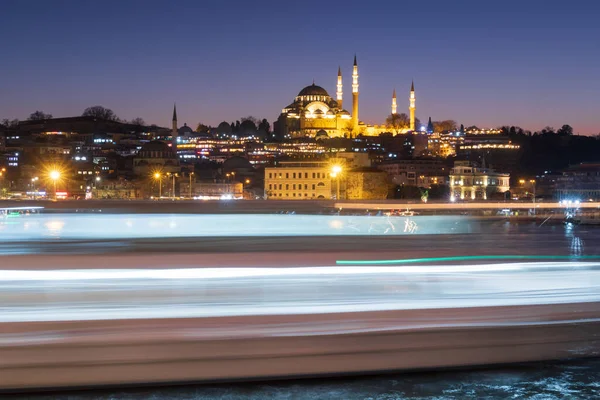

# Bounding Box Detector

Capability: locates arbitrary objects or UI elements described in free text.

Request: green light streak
[336,255,600,265]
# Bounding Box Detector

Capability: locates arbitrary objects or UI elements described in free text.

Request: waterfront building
[449,161,510,201]
[378,158,449,187]
[265,161,334,199]
[555,163,600,201]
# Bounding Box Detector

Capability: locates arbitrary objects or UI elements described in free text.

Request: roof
[140,140,172,153]
[298,84,330,97]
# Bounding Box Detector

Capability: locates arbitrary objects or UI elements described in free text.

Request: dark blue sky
[2,0,599,134]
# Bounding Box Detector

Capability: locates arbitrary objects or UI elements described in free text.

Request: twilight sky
[1,0,599,134]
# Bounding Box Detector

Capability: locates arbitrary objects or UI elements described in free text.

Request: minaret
[336,66,343,110]
[352,55,359,134]
[172,103,178,150]
[391,89,397,115]
[409,81,416,131]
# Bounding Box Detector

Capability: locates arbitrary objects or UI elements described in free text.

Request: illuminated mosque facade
[274,56,416,139]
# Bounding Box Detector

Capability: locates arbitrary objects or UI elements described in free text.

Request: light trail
[337,255,600,265]
[1,262,599,322]
[0,213,475,241]
[335,201,600,210]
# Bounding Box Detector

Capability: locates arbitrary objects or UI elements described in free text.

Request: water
[7,359,600,399]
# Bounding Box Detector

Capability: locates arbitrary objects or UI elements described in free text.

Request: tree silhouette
[82,106,119,121]
[385,113,410,134]
[258,118,271,134]
[196,123,210,133]
[557,124,573,136]
[28,111,53,121]
[130,117,145,126]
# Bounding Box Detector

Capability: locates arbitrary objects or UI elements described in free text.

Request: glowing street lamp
[330,165,343,200]
[153,172,162,198]
[49,170,61,200]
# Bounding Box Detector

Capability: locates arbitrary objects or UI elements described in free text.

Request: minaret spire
[409,81,416,131]
[391,89,397,115]
[352,55,359,135]
[336,66,343,109]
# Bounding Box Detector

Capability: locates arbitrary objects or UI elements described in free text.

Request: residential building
[449,161,510,201]
[265,161,334,199]
[555,163,600,201]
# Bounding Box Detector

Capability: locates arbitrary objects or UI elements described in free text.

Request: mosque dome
[315,130,329,139]
[297,84,330,97]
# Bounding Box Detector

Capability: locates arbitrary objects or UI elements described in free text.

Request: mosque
[274,56,416,139]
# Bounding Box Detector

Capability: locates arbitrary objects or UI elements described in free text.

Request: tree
[28,110,53,121]
[82,105,119,121]
[428,184,450,200]
[239,119,257,135]
[258,118,271,134]
[385,113,410,134]
[460,124,465,134]
[1,118,19,128]
[241,116,260,126]
[394,185,422,200]
[130,117,145,126]
[433,120,457,133]
[557,124,573,136]
[196,122,210,133]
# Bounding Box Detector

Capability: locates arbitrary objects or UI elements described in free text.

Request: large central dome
[297,83,330,97]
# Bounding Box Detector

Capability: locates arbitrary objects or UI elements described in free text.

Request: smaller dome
[315,130,329,138]
[339,110,350,115]
[223,156,252,172]
[314,109,324,115]
[178,123,193,135]
[326,110,334,115]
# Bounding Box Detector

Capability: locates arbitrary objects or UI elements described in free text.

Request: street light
[31,177,39,200]
[330,165,343,200]
[153,172,162,198]
[530,179,536,216]
[189,172,195,199]
[166,173,178,199]
[49,170,61,200]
